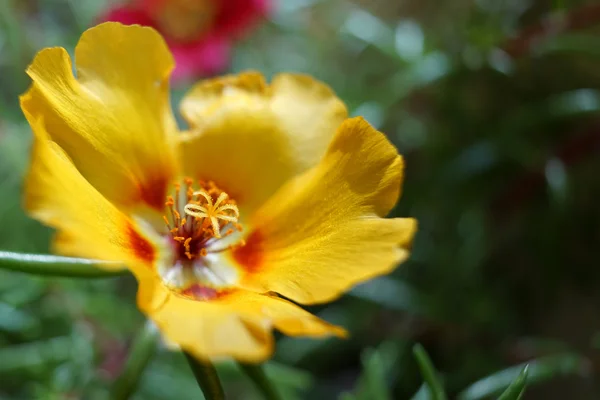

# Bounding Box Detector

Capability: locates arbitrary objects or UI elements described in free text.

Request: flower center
[158,178,243,292]
[151,0,218,43]
[163,178,243,260]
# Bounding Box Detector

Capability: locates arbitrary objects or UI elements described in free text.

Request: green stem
[111,321,160,400]
[413,344,447,400]
[185,352,226,400]
[0,251,127,278]
[238,363,283,400]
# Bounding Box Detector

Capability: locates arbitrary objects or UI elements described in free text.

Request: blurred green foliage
[2,0,600,398]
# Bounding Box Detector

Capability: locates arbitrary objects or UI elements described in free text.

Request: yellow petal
[20,22,178,212]
[178,72,348,215]
[24,115,161,277]
[138,278,345,362]
[232,117,417,304]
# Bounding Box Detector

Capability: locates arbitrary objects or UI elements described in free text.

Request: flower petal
[20,22,178,212]
[24,115,161,277]
[168,36,231,82]
[179,72,347,214]
[213,0,270,38]
[100,4,155,26]
[141,0,269,38]
[232,117,417,304]
[137,278,344,362]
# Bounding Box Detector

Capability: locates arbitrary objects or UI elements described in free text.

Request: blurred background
[1,0,600,398]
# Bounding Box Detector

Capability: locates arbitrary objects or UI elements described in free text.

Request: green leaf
[343,341,403,400]
[497,366,528,400]
[412,344,447,400]
[357,347,391,400]
[238,363,284,400]
[0,251,127,278]
[457,353,588,400]
[409,383,431,400]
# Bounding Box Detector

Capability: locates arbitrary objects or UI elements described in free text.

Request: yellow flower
[20,22,417,362]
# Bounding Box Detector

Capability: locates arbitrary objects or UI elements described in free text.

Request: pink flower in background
[102,0,270,82]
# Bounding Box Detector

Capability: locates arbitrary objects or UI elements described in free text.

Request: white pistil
[184,189,240,238]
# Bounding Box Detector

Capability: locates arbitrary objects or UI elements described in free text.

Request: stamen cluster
[162,178,243,261]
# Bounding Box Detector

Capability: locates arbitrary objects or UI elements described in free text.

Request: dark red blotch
[126,223,155,264]
[232,230,264,273]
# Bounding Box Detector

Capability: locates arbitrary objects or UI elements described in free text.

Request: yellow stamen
[162,179,244,261]
[183,237,193,259]
[183,189,240,239]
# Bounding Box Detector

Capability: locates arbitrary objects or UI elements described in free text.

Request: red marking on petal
[126,223,155,264]
[138,175,169,210]
[232,230,264,273]
[180,284,232,301]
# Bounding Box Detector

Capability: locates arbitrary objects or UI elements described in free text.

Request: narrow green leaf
[357,347,391,400]
[0,251,127,278]
[458,353,588,400]
[497,366,528,400]
[239,363,284,400]
[409,383,431,400]
[412,344,447,400]
[111,321,160,400]
[185,353,225,400]
[344,341,404,400]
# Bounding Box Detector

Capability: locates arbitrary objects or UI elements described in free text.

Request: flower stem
[184,352,226,400]
[238,363,283,400]
[0,251,126,278]
[413,343,447,400]
[111,321,160,400]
